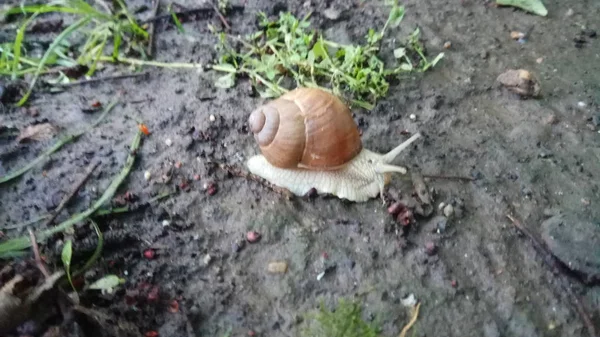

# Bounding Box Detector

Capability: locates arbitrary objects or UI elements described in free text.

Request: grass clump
[0,0,149,105]
[299,298,382,337]
[211,0,443,109]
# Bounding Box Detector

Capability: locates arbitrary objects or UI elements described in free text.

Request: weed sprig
[211,2,443,109]
[0,0,149,105]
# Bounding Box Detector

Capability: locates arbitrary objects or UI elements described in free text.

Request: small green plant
[299,298,382,337]
[0,0,149,105]
[211,0,443,109]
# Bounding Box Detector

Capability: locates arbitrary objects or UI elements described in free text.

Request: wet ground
[1,0,599,336]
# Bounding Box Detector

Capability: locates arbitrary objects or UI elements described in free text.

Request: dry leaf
[16,123,58,143]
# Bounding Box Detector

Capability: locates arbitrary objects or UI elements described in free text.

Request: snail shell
[248,87,362,170]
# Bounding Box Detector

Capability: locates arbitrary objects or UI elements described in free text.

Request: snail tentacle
[381,132,422,164]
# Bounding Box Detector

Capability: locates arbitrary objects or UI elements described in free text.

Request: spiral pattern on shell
[248,87,362,170]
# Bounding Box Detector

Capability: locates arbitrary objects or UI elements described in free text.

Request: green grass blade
[12,12,39,80]
[17,16,92,107]
[0,129,143,258]
[0,100,117,184]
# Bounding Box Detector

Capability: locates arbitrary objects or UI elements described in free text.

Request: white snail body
[246,87,421,202]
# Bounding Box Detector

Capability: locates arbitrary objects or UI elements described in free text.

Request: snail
[246,87,422,202]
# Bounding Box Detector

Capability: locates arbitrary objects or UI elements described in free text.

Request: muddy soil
[1,0,600,336]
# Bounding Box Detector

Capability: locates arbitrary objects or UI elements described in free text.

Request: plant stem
[0,130,143,257]
[0,100,118,184]
[98,55,203,69]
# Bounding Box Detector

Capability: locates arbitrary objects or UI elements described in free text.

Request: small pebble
[591,112,600,127]
[165,138,173,146]
[443,204,454,217]
[267,261,288,274]
[209,114,216,122]
[143,249,155,259]
[436,217,448,233]
[425,241,437,256]
[246,231,261,243]
[565,8,574,16]
[536,57,543,64]
[144,170,151,180]
[510,31,525,40]
[203,254,212,265]
[401,294,417,307]
[577,101,587,108]
[323,7,341,20]
[443,41,452,49]
[438,202,446,211]
[544,114,558,125]
[409,114,416,120]
[451,280,458,288]
[162,220,170,227]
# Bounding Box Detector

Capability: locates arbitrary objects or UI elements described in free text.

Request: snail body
[246,87,421,202]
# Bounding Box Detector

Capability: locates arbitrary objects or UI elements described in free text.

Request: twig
[204,0,230,30]
[28,228,50,278]
[98,55,204,69]
[506,214,598,337]
[421,174,475,181]
[399,302,421,337]
[55,72,150,87]
[42,161,101,228]
[146,0,160,57]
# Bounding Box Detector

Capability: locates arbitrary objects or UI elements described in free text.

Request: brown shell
[248,87,362,170]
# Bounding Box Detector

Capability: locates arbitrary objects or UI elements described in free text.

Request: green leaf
[61,240,72,268]
[61,239,75,292]
[387,5,405,28]
[88,274,124,290]
[215,72,236,88]
[393,47,406,58]
[496,0,547,16]
[311,39,328,60]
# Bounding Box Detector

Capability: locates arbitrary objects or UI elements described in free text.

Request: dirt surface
[1,0,600,336]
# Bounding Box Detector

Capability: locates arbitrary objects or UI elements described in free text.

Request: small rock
[267,261,288,274]
[409,114,416,120]
[544,114,558,125]
[510,31,525,40]
[540,212,600,284]
[438,202,446,211]
[577,101,587,108]
[443,41,452,49]
[565,8,574,16]
[203,254,212,265]
[246,231,261,243]
[536,57,543,64]
[165,138,173,146]
[162,220,170,227]
[209,114,216,122]
[424,241,437,256]
[497,69,541,98]
[436,217,448,233]
[323,7,341,20]
[144,170,151,181]
[592,113,600,127]
[443,204,454,218]
[401,294,417,307]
